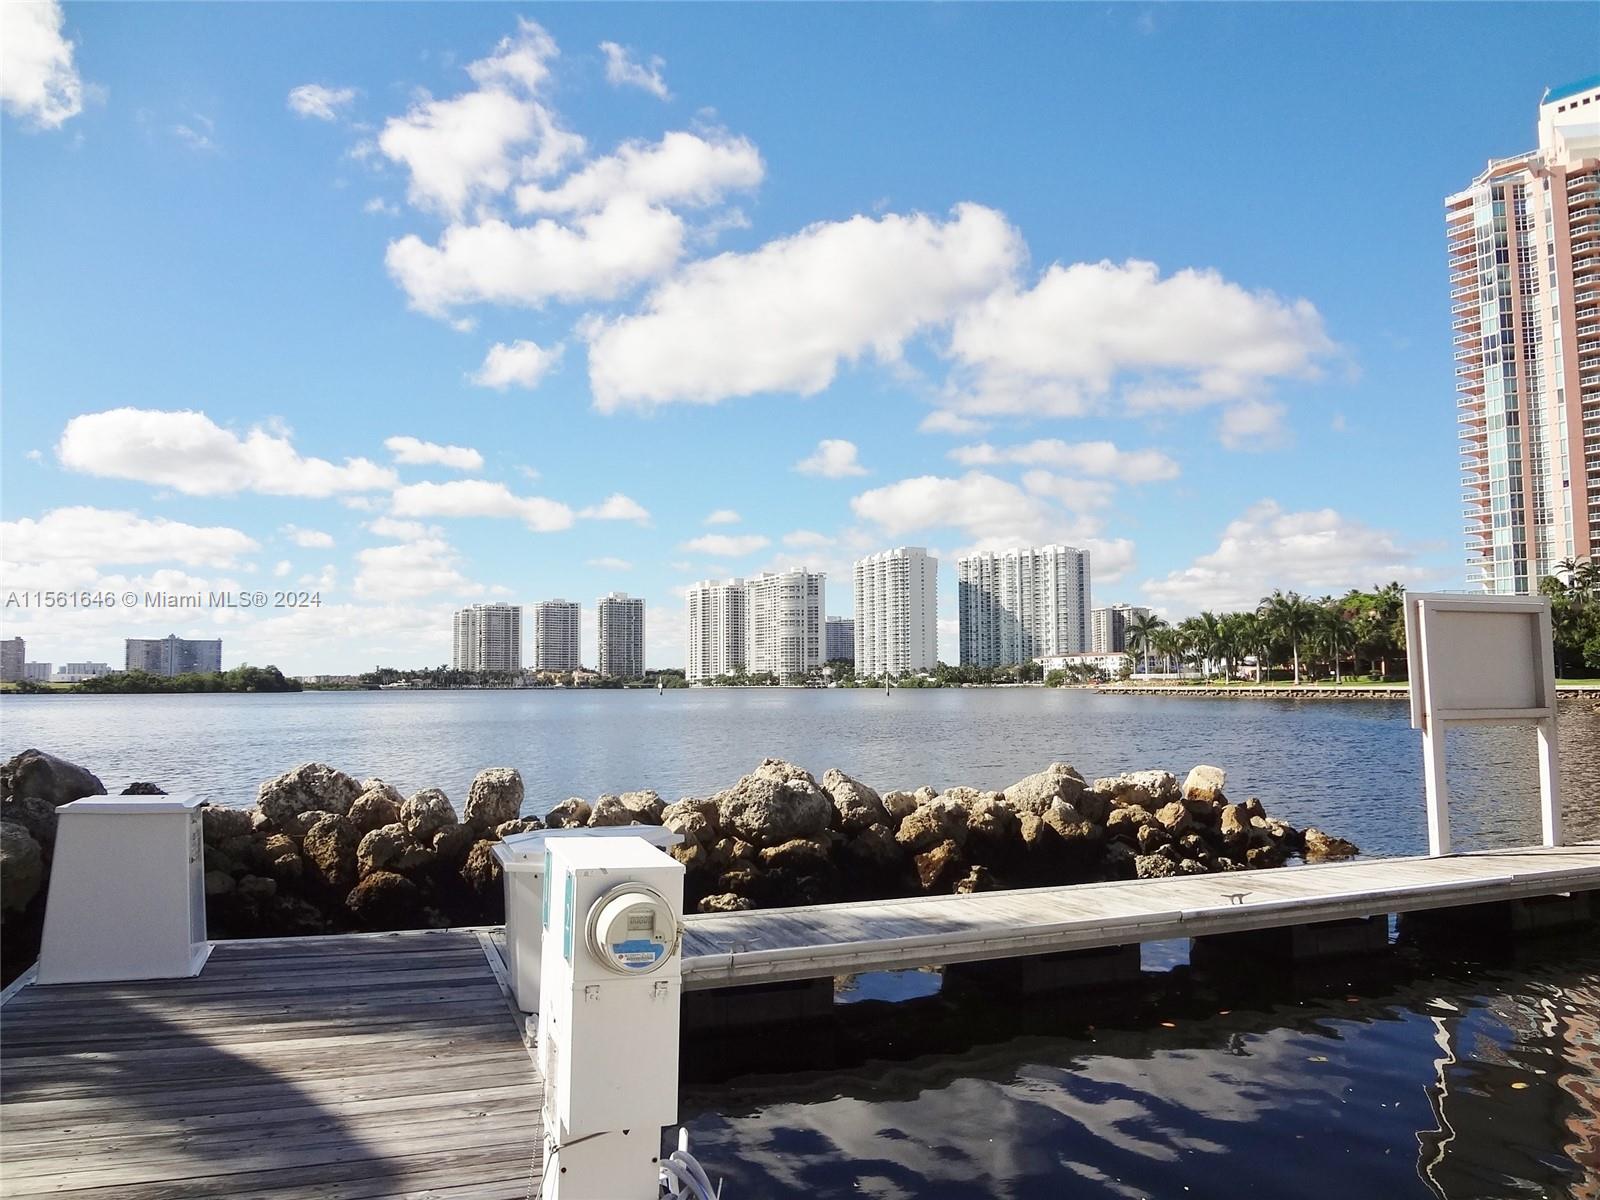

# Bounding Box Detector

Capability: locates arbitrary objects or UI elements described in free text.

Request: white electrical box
[538,836,684,1200]
[494,825,682,1015]
[38,795,212,985]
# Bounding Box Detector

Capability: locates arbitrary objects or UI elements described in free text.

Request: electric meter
[586,885,677,974]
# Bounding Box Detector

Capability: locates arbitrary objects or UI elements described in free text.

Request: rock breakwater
[0,748,1357,982]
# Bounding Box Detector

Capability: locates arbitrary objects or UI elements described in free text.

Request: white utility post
[537,836,684,1200]
[1405,592,1563,856]
[37,794,212,984]
[492,824,682,1016]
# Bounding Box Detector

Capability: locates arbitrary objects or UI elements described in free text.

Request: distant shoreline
[1097,683,1600,703]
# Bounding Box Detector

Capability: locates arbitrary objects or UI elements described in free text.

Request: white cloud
[273,560,292,578]
[1019,472,1116,510]
[57,408,398,497]
[599,41,670,100]
[578,493,651,523]
[794,438,868,479]
[377,20,581,219]
[1,507,258,569]
[946,259,1333,417]
[949,439,1179,482]
[918,410,988,436]
[282,525,335,549]
[1218,398,1288,451]
[515,131,760,214]
[704,509,741,526]
[171,119,217,153]
[681,533,770,557]
[384,434,484,470]
[25,449,43,463]
[354,537,472,599]
[390,479,574,532]
[366,516,431,541]
[587,556,632,571]
[363,197,399,217]
[1142,500,1426,614]
[1,0,84,130]
[288,84,357,121]
[586,203,1023,411]
[782,530,833,548]
[471,339,564,391]
[386,196,683,316]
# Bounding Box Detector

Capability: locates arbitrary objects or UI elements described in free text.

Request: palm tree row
[1126,583,1409,684]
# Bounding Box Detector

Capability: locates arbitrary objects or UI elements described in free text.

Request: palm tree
[1152,626,1183,677]
[1259,590,1317,684]
[1190,611,1227,682]
[1317,598,1350,684]
[1126,612,1166,676]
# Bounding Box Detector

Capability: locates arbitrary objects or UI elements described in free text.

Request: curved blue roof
[1545,73,1600,105]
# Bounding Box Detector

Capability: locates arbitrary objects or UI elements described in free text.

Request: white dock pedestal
[495,824,682,1015]
[38,795,211,985]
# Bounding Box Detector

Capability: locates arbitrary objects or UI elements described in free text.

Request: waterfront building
[597,592,645,679]
[957,545,1091,668]
[825,617,855,664]
[532,600,582,672]
[0,637,23,682]
[54,662,112,683]
[451,604,522,673]
[125,635,223,676]
[685,579,747,682]
[853,547,938,677]
[745,570,825,681]
[23,662,52,682]
[1091,604,1151,654]
[1450,76,1600,593]
[1037,651,1132,677]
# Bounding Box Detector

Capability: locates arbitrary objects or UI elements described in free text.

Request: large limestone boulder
[257,763,362,826]
[662,800,716,846]
[357,823,406,876]
[346,870,423,930]
[201,805,253,844]
[1153,801,1194,837]
[618,790,665,823]
[1002,763,1088,816]
[431,822,477,866]
[282,809,336,839]
[914,839,966,892]
[821,769,890,833]
[697,893,754,914]
[0,749,106,807]
[1182,765,1227,804]
[543,798,591,828]
[758,836,832,872]
[262,834,303,881]
[495,817,544,839]
[896,797,968,853]
[302,814,360,887]
[461,840,502,894]
[1303,828,1359,862]
[1093,770,1181,813]
[1105,806,1153,845]
[1041,799,1101,849]
[1,795,60,857]
[881,790,920,821]
[347,787,403,836]
[121,782,167,795]
[465,768,524,833]
[400,789,457,842]
[1134,853,1179,879]
[713,760,831,848]
[0,821,44,911]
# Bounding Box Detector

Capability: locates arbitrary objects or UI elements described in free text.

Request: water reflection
[679,936,1600,1199]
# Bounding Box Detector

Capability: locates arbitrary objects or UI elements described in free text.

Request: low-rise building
[23,662,53,681]
[54,662,112,683]
[1036,651,1132,678]
[126,635,223,676]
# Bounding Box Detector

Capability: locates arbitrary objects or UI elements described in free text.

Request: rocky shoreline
[0,749,1358,984]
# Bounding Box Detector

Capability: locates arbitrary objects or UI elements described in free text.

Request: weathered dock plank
[0,930,542,1200]
[679,843,1600,989]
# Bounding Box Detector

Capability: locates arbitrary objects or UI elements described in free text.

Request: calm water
[4,688,1598,1197]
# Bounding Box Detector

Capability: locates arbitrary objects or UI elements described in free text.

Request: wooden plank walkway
[0,929,543,1200]
[680,843,1600,990]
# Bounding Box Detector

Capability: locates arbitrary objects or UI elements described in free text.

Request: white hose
[660,1128,723,1199]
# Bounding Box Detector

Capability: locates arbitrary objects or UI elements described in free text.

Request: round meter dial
[585,885,677,974]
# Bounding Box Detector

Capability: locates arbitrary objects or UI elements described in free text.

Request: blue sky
[3,2,1596,673]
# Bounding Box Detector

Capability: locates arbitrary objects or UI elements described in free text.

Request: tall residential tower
[956,545,1091,668]
[597,592,645,679]
[1450,76,1600,592]
[532,600,581,672]
[452,604,522,673]
[853,547,938,677]
[685,579,747,682]
[744,570,825,680]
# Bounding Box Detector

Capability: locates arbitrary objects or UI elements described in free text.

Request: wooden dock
[0,929,543,1200]
[680,843,1600,989]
